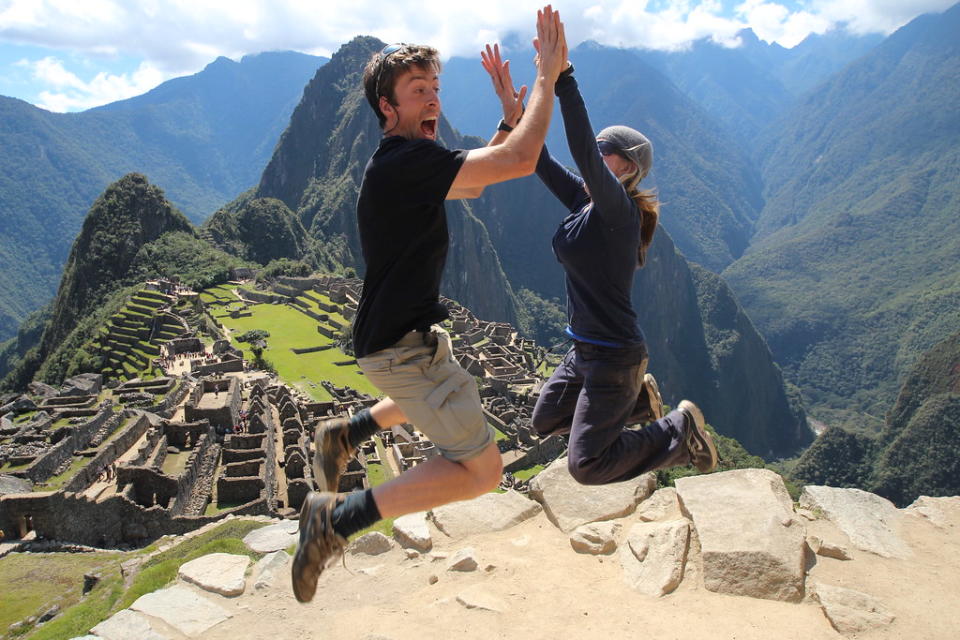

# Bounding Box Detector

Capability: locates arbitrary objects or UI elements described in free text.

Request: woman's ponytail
[620,170,660,268]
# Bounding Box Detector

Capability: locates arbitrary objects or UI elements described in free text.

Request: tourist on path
[481,48,719,486]
[292,5,568,603]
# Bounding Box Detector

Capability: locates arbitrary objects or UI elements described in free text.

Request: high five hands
[481,43,526,128]
[481,5,568,128]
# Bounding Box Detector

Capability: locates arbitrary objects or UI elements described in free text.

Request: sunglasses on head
[376,43,408,99]
[597,140,620,157]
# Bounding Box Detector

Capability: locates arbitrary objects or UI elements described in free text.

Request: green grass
[17,519,268,640]
[160,451,189,476]
[493,428,508,442]
[511,464,545,482]
[116,520,265,610]
[365,461,391,487]
[0,551,124,638]
[211,298,380,399]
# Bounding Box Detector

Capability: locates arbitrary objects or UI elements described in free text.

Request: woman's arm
[535,143,588,211]
[480,43,585,212]
[556,71,636,226]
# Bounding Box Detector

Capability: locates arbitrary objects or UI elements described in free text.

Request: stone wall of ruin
[17,405,116,483]
[61,412,140,494]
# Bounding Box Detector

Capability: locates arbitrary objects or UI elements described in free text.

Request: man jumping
[292,6,568,602]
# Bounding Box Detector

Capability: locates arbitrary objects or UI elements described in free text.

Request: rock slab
[91,608,169,640]
[528,457,656,532]
[800,486,910,559]
[242,519,299,553]
[676,469,806,602]
[432,490,541,538]
[178,553,250,597]
[813,582,895,635]
[620,520,690,596]
[130,584,232,636]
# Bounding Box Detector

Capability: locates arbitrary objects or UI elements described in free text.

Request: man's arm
[447,44,527,200]
[446,5,567,199]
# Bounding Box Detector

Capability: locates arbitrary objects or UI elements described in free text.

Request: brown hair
[363,44,441,128]
[619,169,660,267]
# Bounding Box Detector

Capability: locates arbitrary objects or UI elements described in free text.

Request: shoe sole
[291,492,325,603]
[644,373,664,421]
[678,400,718,473]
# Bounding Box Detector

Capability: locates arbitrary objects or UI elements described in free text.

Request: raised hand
[533,4,567,82]
[481,43,527,127]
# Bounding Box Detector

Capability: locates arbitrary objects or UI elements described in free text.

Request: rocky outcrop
[528,458,656,532]
[431,490,541,538]
[799,485,910,559]
[676,469,806,602]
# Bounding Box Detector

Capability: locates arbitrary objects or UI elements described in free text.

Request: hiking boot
[291,491,347,603]
[678,400,718,473]
[312,417,355,492]
[627,372,665,425]
[642,373,664,422]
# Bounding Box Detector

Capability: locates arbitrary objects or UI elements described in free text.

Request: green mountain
[792,330,960,506]
[204,195,313,266]
[723,3,960,427]
[0,51,323,341]
[0,174,247,389]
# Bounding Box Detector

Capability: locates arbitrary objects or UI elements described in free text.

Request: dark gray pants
[531,341,689,485]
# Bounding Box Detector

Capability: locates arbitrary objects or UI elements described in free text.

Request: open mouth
[421,117,437,138]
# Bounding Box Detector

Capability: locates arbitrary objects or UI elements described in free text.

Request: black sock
[348,408,380,448]
[331,489,382,539]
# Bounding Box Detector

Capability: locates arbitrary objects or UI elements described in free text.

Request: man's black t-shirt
[353,135,467,358]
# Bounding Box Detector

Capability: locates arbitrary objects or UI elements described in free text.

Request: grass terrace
[207,291,380,400]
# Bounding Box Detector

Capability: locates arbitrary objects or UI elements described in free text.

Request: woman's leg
[531,347,583,438]
[566,343,689,485]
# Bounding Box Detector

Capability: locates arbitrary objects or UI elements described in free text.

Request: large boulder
[676,469,806,602]
[431,490,541,538]
[59,373,102,397]
[799,486,911,559]
[528,457,656,532]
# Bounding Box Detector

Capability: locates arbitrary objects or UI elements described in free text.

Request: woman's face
[598,141,637,178]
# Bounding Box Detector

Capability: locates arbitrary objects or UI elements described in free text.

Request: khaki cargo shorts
[357,325,495,462]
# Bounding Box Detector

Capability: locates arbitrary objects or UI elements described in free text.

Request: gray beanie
[597,125,653,181]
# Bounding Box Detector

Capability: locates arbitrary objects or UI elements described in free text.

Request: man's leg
[295,327,500,602]
[372,440,502,517]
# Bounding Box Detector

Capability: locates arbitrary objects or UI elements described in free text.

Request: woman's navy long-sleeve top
[535,73,644,347]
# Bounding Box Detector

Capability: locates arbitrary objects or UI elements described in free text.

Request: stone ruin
[0,275,571,548]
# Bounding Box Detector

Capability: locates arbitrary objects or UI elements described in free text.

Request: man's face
[381,63,441,141]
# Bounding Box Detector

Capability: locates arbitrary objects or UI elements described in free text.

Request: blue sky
[0,0,954,112]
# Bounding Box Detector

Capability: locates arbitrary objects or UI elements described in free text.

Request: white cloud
[22,57,172,112]
[1,0,954,110]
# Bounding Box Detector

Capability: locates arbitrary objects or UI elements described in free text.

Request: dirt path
[187,501,960,640]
